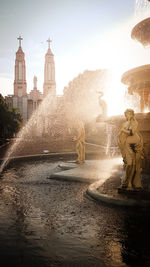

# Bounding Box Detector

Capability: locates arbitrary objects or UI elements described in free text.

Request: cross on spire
[47,38,52,49]
[17,35,23,47]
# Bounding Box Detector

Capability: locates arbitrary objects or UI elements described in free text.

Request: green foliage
[0,94,22,140]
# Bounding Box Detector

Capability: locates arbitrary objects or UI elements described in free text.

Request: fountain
[121,0,150,174]
[0,68,109,174]
[121,65,150,112]
[122,0,150,113]
[131,17,150,46]
[86,0,150,206]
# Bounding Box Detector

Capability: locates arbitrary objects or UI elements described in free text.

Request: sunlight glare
[144,108,149,113]
[90,15,150,116]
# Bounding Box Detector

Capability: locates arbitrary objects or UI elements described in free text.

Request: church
[6,36,56,124]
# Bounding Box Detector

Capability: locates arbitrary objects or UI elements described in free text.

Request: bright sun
[90,16,150,116]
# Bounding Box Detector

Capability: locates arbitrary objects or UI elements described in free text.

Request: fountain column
[139,90,149,112]
[120,0,150,173]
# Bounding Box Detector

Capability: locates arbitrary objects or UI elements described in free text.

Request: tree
[0,94,22,140]
[63,69,108,122]
[8,106,22,137]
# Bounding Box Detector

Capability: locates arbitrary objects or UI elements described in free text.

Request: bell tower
[14,36,27,97]
[43,38,56,97]
[12,36,28,124]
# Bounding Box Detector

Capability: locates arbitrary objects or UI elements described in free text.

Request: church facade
[6,36,56,124]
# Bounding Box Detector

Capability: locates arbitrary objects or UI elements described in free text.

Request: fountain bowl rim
[121,64,150,85]
[131,17,150,46]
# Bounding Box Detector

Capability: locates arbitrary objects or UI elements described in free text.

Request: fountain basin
[121,65,150,112]
[121,65,150,86]
[131,17,150,46]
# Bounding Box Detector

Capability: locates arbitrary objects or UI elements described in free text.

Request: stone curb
[87,181,150,207]
[50,161,99,183]
[0,152,77,172]
[51,172,98,183]
[0,151,102,163]
[0,152,76,163]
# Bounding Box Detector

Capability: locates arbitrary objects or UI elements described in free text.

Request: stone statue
[96,91,107,121]
[73,120,85,164]
[118,109,143,190]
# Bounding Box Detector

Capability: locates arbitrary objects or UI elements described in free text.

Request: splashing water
[105,124,119,157]
[0,70,106,174]
[135,0,150,19]
[0,94,57,173]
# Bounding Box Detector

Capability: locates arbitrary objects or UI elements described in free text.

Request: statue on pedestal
[118,109,143,190]
[73,121,85,164]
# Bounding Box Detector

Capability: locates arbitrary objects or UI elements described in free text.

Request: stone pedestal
[118,187,150,201]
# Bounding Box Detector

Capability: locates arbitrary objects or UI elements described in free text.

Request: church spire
[12,36,28,124]
[43,38,56,97]
[33,76,37,89]
[14,36,27,97]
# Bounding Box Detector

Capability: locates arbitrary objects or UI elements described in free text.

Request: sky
[0,0,149,103]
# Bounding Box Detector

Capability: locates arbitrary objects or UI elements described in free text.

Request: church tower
[43,38,56,97]
[13,36,28,124]
[14,36,27,97]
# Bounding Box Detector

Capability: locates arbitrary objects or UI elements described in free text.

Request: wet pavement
[0,159,150,267]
